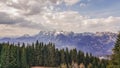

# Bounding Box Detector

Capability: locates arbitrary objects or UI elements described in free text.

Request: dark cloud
[0,12,45,30]
[2,12,36,25]
[0,12,19,24]
[0,12,30,25]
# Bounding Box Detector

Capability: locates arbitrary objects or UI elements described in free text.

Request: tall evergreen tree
[21,43,28,68]
[0,44,10,68]
[60,49,66,64]
[107,32,120,68]
[47,43,56,66]
[70,48,77,62]
[77,51,85,65]
[55,48,61,66]
[9,45,18,68]
[65,48,70,68]
[16,45,21,68]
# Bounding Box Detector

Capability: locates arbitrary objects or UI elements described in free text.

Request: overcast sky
[0,0,120,37]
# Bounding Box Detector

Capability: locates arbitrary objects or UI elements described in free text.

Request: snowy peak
[95,32,116,36]
[0,31,117,57]
[37,31,116,38]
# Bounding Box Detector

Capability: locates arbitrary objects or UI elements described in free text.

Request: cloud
[0,12,26,24]
[0,25,40,37]
[0,0,81,16]
[0,12,45,30]
[6,0,44,15]
[0,0,120,37]
[0,0,63,16]
[80,3,87,7]
[27,10,120,33]
[0,12,14,24]
[81,16,120,32]
[64,0,80,5]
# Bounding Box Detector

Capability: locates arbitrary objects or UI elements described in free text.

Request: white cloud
[64,0,80,5]
[26,10,120,33]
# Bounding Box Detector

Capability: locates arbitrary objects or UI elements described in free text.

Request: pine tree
[60,49,66,64]
[70,48,77,62]
[77,51,85,65]
[55,48,61,66]
[16,45,21,68]
[47,43,56,66]
[107,32,120,68]
[21,43,28,68]
[65,48,70,68]
[85,52,90,67]
[0,44,10,68]
[43,45,49,66]
[9,45,18,68]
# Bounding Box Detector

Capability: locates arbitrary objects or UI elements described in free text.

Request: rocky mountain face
[0,31,117,57]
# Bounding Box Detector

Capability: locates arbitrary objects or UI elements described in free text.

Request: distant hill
[0,31,117,57]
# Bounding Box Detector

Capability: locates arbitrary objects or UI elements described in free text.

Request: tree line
[0,40,108,68]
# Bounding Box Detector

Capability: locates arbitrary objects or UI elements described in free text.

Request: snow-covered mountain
[0,31,117,56]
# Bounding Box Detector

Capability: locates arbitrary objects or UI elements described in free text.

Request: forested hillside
[0,41,108,68]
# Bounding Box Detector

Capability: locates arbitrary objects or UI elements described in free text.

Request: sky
[0,0,120,37]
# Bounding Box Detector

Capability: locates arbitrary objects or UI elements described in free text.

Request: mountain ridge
[0,31,117,57]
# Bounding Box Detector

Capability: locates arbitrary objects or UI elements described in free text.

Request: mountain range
[0,31,117,57]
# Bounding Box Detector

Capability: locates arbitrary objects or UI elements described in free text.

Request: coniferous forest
[0,41,108,68]
[0,32,120,68]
